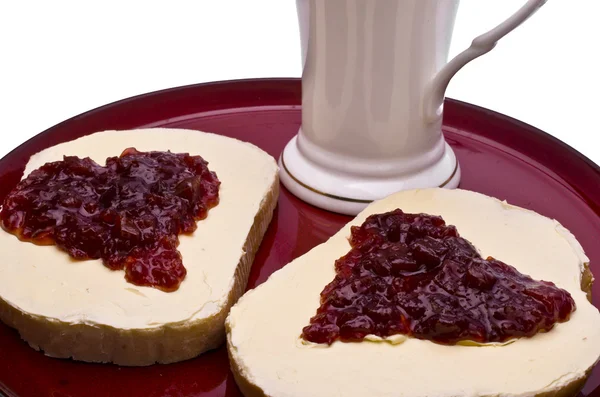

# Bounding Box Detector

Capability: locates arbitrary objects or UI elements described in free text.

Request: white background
[0,1,599,162]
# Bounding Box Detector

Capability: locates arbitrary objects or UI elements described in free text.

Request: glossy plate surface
[0,79,599,397]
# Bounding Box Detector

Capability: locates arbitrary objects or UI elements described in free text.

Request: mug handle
[423,0,548,122]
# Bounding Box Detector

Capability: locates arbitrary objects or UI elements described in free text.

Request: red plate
[0,78,599,397]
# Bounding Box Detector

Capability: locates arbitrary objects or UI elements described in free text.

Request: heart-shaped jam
[0,148,220,292]
[302,210,575,344]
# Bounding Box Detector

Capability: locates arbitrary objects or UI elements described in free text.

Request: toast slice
[0,128,279,366]
[227,188,600,397]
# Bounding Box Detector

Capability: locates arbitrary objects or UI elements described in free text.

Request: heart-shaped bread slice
[227,188,600,397]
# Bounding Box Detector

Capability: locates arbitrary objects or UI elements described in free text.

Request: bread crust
[226,217,596,397]
[0,174,279,366]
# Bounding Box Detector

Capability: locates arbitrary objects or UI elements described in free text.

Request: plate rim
[2,78,599,182]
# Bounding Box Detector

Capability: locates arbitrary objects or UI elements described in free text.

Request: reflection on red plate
[0,79,598,397]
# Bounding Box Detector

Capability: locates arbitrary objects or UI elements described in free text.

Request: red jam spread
[302,210,576,345]
[0,148,220,292]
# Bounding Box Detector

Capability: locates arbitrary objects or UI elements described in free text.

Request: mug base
[279,135,461,215]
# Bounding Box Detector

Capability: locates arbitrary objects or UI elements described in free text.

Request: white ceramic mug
[280,0,547,215]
